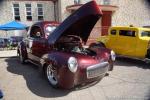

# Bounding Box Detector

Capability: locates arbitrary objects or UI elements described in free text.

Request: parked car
[0,38,9,49]
[97,26,150,62]
[9,36,23,47]
[0,38,5,49]
[17,1,115,89]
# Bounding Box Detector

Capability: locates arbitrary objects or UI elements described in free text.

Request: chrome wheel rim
[46,64,58,85]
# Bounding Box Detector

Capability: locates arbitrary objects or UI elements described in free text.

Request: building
[0,0,57,37]
[58,0,150,43]
[0,0,150,43]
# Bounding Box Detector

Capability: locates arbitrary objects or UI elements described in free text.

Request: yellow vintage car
[96,26,150,62]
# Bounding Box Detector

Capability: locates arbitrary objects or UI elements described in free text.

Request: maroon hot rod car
[17,1,116,89]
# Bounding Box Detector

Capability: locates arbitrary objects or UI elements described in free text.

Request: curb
[0,56,17,59]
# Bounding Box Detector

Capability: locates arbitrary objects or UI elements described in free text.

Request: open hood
[48,1,102,44]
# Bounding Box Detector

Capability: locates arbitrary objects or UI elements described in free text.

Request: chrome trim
[27,59,40,67]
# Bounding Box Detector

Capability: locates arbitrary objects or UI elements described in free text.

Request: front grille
[87,62,108,79]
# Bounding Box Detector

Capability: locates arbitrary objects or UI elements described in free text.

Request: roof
[110,26,150,31]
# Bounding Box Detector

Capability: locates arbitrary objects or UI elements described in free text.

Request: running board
[26,59,40,67]
[117,55,149,63]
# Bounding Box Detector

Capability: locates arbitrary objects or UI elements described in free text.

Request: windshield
[45,25,57,38]
[141,31,150,37]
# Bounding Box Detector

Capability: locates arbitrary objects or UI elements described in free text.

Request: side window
[30,26,43,38]
[110,30,116,35]
[141,31,150,37]
[119,30,136,37]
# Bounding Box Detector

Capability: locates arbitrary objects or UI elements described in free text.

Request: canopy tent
[0,21,27,31]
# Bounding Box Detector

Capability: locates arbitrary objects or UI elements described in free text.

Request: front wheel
[45,64,58,88]
[19,51,26,64]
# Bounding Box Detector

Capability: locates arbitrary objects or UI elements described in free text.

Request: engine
[55,35,96,56]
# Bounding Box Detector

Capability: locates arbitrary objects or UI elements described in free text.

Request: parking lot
[0,50,150,100]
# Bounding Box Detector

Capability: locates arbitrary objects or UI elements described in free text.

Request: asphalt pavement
[0,50,150,100]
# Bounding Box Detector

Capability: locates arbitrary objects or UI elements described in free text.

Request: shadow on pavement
[115,57,150,69]
[5,57,71,98]
[5,57,100,98]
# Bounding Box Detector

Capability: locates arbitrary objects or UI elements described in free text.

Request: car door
[26,26,48,62]
[107,29,119,52]
[35,37,49,58]
[117,29,137,56]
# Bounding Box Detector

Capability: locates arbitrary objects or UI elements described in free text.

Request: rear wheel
[45,64,58,88]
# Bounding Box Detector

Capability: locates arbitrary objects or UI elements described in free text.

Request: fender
[88,45,114,71]
[89,42,105,49]
[40,53,68,69]
[40,51,74,73]
[89,42,110,55]
[40,52,76,89]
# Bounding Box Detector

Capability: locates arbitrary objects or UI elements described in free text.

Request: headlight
[111,50,116,61]
[68,57,78,73]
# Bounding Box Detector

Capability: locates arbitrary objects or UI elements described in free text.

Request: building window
[26,4,32,21]
[74,0,80,4]
[37,4,44,21]
[13,4,20,21]
[103,0,111,5]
